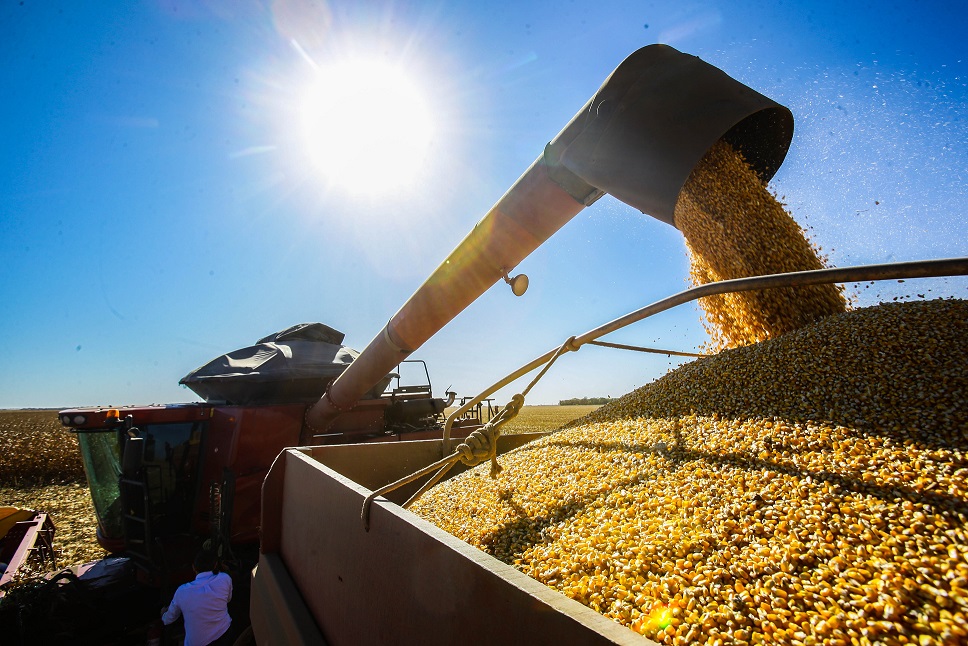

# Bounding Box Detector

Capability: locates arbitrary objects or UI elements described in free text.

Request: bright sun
[300,59,434,196]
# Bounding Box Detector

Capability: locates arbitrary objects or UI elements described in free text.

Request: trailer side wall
[252,445,651,645]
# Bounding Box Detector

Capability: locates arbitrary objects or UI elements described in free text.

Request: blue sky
[1,0,965,409]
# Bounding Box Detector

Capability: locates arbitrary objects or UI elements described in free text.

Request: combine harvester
[58,322,477,572]
[48,327,484,641]
[38,44,965,644]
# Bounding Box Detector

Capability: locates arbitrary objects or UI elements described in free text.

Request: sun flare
[300,59,435,196]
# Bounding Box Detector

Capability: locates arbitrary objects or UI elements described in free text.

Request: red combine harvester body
[57,350,478,581]
[42,342,479,644]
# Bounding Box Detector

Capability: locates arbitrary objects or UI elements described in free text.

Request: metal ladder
[119,436,164,568]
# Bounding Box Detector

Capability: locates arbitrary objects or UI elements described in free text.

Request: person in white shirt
[162,549,234,646]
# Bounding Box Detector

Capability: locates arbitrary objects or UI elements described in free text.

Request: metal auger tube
[306,44,795,432]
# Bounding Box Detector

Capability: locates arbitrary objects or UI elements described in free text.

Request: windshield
[77,420,206,542]
[77,430,123,540]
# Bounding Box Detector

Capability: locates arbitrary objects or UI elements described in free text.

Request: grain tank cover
[256,322,344,345]
[180,323,390,405]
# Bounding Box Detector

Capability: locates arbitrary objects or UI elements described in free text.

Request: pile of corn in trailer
[415,299,968,646]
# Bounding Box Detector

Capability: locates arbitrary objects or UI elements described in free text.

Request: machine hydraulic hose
[306,44,795,431]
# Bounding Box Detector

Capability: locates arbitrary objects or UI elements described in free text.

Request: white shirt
[162,570,233,646]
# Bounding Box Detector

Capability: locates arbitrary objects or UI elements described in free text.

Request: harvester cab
[57,323,477,586]
[62,405,210,576]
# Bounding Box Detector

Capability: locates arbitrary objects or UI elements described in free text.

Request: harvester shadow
[552,428,968,515]
[482,429,968,567]
[481,438,698,561]
[664,425,968,517]
[482,440,760,581]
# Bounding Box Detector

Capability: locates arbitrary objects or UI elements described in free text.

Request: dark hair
[193,549,218,574]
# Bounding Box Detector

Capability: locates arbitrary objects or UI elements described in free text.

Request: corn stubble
[0,410,85,487]
[412,143,968,645]
[500,405,601,435]
[0,412,104,569]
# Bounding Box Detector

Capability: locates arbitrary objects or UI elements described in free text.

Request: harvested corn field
[0,411,103,567]
[500,405,601,435]
[412,299,968,646]
[675,140,849,352]
[0,410,85,486]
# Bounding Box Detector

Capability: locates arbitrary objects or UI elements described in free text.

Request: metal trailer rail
[442,256,968,447]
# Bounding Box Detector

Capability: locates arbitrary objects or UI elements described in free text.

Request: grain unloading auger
[304,43,794,433]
